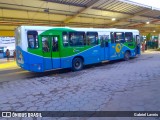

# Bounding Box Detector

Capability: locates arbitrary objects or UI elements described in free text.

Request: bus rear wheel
[72,57,83,71]
[124,51,130,61]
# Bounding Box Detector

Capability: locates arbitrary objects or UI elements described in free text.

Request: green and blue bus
[15,26,141,72]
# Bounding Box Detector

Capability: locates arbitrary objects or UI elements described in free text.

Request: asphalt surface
[0,58,119,82]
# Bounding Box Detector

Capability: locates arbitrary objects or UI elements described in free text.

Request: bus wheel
[72,57,83,71]
[124,51,130,61]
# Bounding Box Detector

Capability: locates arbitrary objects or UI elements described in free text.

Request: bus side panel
[52,58,61,69]
[123,42,136,57]
[16,46,44,72]
[108,43,117,60]
[108,43,124,60]
[60,45,101,68]
[108,43,136,60]
[61,57,72,68]
[16,46,30,71]
[80,45,101,65]
[26,52,44,72]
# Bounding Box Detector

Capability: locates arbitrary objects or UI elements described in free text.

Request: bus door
[42,36,52,71]
[109,32,124,60]
[42,35,61,71]
[100,35,109,61]
[135,35,141,54]
[50,36,61,69]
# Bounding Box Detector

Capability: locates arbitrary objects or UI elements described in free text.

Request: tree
[146,33,152,41]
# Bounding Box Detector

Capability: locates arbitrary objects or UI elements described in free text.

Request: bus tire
[72,57,83,71]
[124,51,130,61]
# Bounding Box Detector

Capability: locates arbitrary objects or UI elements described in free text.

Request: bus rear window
[27,31,38,49]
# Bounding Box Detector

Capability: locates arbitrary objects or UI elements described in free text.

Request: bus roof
[18,25,139,33]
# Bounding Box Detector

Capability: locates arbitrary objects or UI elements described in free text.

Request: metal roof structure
[0,0,160,35]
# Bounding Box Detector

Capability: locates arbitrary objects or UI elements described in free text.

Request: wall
[0,31,14,37]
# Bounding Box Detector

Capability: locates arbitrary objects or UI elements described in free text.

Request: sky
[128,0,160,9]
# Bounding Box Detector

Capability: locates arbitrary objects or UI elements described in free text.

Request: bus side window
[110,32,115,43]
[62,32,69,47]
[69,32,85,46]
[42,37,50,52]
[125,32,133,42]
[86,32,98,46]
[27,31,38,49]
[114,32,125,43]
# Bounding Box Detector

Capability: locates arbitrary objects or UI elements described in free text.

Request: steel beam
[63,0,100,24]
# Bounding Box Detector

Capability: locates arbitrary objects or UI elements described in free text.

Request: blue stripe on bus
[16,44,137,72]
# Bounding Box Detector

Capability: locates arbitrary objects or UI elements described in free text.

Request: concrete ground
[0,57,15,63]
[0,51,160,120]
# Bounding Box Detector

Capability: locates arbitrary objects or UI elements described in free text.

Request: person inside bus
[43,39,49,52]
[52,37,58,51]
[69,35,74,46]
[28,35,35,48]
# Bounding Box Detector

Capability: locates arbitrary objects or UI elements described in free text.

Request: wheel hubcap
[125,53,129,60]
[75,62,80,67]
[73,58,83,71]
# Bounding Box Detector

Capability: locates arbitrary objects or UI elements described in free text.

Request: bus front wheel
[124,51,130,61]
[72,57,83,71]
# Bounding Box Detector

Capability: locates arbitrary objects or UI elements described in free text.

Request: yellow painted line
[0,67,19,72]
[0,70,29,77]
[0,61,17,69]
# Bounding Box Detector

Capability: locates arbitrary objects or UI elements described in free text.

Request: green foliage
[157,48,160,51]
[146,33,152,41]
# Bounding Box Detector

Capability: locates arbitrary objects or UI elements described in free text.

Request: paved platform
[0,58,17,70]
[0,58,15,64]
[0,51,160,120]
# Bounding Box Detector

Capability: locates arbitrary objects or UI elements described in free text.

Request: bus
[15,26,141,72]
